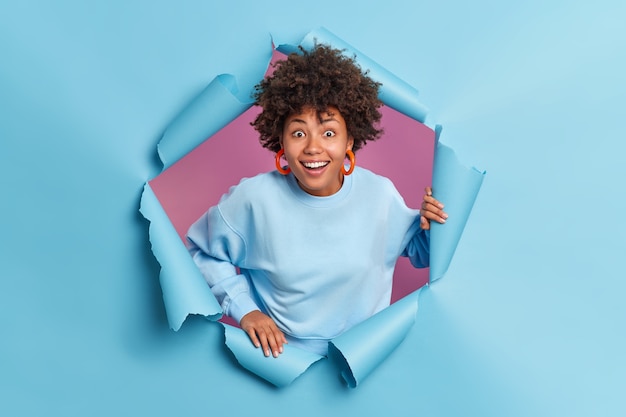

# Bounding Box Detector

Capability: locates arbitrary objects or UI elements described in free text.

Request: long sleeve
[402,223,430,268]
[185,205,260,323]
[380,175,430,269]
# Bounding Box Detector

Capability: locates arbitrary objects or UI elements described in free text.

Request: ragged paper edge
[139,42,273,330]
[139,27,484,387]
[139,183,222,330]
[157,74,255,170]
[277,27,429,123]
[328,289,422,387]
[429,126,486,282]
[222,288,423,389]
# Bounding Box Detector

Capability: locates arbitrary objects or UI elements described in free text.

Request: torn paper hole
[139,27,484,387]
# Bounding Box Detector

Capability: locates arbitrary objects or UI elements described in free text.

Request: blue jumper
[186,167,429,355]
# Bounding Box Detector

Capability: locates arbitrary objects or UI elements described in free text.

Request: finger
[257,330,271,357]
[422,206,448,223]
[420,201,448,220]
[420,215,430,230]
[274,328,287,352]
[421,198,447,221]
[244,327,262,350]
[256,325,284,357]
[423,195,444,210]
[423,187,445,209]
[265,329,280,358]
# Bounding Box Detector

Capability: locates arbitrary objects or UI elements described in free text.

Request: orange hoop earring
[341,150,356,175]
[275,149,291,175]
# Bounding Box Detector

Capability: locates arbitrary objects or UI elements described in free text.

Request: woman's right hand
[240,310,287,358]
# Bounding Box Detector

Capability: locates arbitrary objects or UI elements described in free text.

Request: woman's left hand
[420,186,448,230]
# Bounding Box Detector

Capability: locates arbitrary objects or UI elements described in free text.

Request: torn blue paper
[139,183,222,330]
[278,27,429,123]
[328,289,422,387]
[429,126,486,282]
[140,27,484,388]
[223,324,324,387]
[157,74,255,170]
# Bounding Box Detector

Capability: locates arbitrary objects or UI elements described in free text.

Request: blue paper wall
[1,1,625,416]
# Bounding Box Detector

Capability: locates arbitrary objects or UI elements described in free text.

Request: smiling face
[281,106,354,197]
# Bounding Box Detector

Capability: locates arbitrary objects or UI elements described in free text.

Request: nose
[303,135,322,154]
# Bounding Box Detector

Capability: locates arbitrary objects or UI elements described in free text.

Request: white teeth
[303,161,329,169]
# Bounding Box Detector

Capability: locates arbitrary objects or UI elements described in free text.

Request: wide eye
[323,130,335,138]
[292,130,305,138]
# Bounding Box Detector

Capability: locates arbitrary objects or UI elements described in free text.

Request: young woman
[186,45,447,358]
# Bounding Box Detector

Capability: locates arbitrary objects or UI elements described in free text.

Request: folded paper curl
[140,183,222,330]
[430,126,486,282]
[328,289,422,388]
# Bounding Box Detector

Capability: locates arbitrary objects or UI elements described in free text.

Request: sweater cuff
[227,293,260,324]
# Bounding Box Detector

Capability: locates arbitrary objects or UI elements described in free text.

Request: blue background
[2,1,625,416]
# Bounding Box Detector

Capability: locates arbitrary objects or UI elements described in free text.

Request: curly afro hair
[251,44,383,153]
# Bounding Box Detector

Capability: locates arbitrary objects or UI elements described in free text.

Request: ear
[346,136,354,151]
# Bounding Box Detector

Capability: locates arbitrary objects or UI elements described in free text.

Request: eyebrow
[286,118,307,126]
[286,115,339,126]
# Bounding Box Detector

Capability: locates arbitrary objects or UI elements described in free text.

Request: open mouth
[301,161,330,170]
